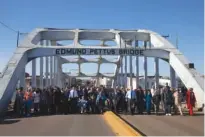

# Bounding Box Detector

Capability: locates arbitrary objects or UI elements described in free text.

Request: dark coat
[152,91,161,105]
[163,90,173,105]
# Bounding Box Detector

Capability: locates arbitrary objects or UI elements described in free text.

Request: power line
[0,21,18,33]
[0,21,29,47]
[0,21,28,35]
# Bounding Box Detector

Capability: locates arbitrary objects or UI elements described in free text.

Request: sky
[0,0,204,77]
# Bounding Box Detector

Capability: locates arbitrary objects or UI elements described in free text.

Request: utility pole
[16,31,20,47]
[16,32,28,47]
[0,21,27,47]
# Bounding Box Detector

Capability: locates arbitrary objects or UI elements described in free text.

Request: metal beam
[40,40,44,89]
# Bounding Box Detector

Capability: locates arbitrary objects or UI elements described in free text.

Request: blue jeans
[25,100,32,116]
[146,102,151,114]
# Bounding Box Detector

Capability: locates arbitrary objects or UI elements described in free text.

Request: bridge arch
[0,28,204,116]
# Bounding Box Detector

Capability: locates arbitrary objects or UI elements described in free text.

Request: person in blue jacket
[145,90,152,115]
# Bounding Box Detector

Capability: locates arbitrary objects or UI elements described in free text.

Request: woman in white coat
[173,89,183,116]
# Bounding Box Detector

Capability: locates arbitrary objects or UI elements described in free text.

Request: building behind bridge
[15,72,184,90]
[100,74,184,89]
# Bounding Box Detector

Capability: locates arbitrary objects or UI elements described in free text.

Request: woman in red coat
[186,88,196,116]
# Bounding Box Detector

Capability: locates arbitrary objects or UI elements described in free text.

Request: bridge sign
[55,48,144,56]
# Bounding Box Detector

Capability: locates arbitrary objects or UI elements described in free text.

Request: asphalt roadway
[0,112,204,136]
[0,114,115,136]
[120,112,204,136]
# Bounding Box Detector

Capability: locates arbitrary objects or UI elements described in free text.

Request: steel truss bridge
[0,28,204,115]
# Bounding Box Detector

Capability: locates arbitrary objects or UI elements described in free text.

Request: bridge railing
[0,66,8,78]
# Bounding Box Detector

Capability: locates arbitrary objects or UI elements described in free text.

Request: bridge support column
[120,56,124,87]
[45,40,49,87]
[124,42,127,88]
[135,40,139,89]
[127,41,133,90]
[69,77,72,88]
[58,62,63,88]
[154,57,159,89]
[96,77,100,87]
[59,58,61,88]
[113,78,117,90]
[57,57,59,87]
[32,59,36,88]
[50,41,56,86]
[96,53,102,87]
[56,57,62,88]
[56,57,58,86]
[20,68,25,89]
[53,57,56,86]
[143,41,148,90]
[170,66,176,88]
[119,37,124,88]
[116,74,119,87]
[40,41,44,89]
[111,78,115,88]
[129,56,133,90]
[50,56,53,86]
[54,57,58,86]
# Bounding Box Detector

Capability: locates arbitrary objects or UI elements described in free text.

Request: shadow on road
[116,110,204,117]
[3,112,104,120]
[0,119,20,125]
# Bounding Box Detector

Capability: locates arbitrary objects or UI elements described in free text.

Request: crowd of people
[13,83,197,117]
